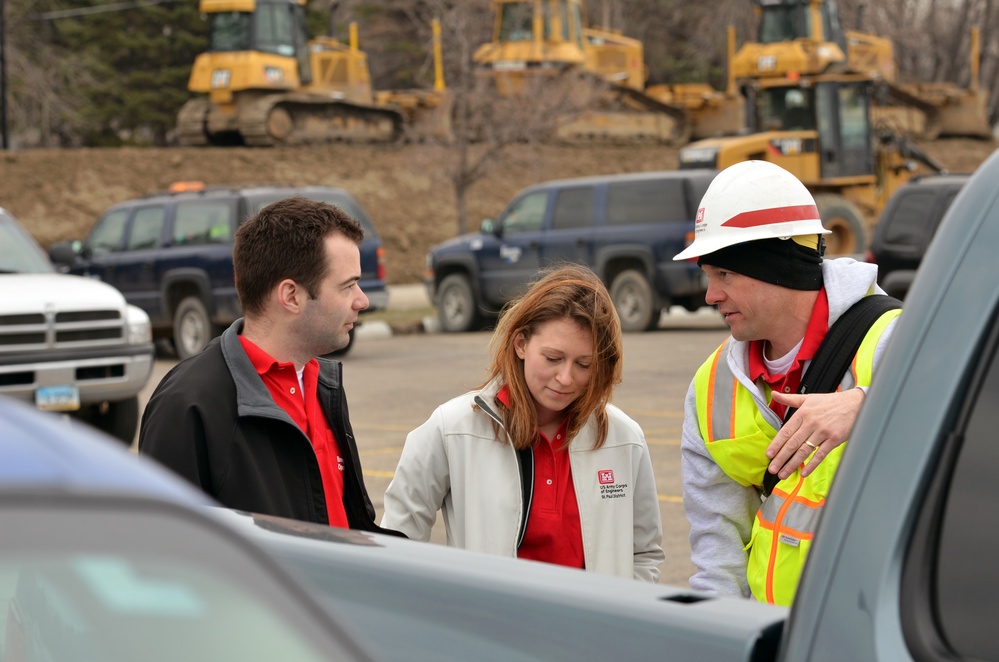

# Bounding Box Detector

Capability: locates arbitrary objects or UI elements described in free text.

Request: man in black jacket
[139,197,400,535]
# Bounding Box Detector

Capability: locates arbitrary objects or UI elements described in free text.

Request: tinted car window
[312,194,374,235]
[173,200,233,246]
[247,193,376,238]
[500,191,547,234]
[88,209,129,256]
[883,190,938,246]
[608,179,687,224]
[127,206,166,251]
[551,187,594,230]
[933,324,999,660]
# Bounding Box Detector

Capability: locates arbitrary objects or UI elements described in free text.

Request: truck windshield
[0,213,55,274]
[254,3,299,57]
[209,6,297,57]
[758,86,816,131]
[758,5,807,43]
[209,12,252,52]
[499,2,534,42]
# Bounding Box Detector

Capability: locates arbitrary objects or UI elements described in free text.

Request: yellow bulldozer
[178,0,450,147]
[679,0,989,256]
[729,0,991,140]
[471,0,745,145]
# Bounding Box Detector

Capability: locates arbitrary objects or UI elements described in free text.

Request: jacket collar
[471,377,600,451]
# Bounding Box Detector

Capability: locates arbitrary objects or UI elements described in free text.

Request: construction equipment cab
[678,0,961,256]
[178,0,403,146]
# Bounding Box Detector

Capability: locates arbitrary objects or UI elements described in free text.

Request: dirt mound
[2,140,995,284]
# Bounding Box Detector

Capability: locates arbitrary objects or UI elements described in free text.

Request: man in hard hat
[674,160,901,606]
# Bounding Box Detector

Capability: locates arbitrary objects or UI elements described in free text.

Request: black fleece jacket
[138,319,403,536]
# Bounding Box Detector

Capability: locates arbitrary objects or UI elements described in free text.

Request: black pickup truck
[425,170,715,332]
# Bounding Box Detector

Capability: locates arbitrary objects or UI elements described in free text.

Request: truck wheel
[173,296,215,360]
[814,194,867,256]
[610,269,658,332]
[437,274,480,333]
[82,397,139,446]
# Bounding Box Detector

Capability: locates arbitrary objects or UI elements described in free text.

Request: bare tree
[402,0,607,235]
[3,0,96,147]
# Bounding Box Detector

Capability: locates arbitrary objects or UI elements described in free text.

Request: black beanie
[698,238,823,290]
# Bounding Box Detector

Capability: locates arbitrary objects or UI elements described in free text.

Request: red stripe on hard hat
[721,204,820,228]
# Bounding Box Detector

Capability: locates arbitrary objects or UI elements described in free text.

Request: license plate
[36,385,81,412]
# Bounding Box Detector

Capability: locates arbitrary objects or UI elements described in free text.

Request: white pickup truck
[0,208,154,443]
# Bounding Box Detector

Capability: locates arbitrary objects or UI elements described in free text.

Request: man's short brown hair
[233,197,364,316]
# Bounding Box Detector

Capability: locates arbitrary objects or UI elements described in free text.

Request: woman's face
[514,318,594,428]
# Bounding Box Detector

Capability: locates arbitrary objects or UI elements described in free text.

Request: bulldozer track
[176,98,211,147]
[238,94,404,147]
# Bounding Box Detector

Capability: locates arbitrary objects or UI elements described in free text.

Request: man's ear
[276,279,304,313]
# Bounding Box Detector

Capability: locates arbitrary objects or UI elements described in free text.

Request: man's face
[299,233,369,355]
[702,264,788,343]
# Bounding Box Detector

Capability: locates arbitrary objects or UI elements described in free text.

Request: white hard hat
[674,160,829,261]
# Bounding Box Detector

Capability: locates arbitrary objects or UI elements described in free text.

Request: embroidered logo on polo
[598,469,628,499]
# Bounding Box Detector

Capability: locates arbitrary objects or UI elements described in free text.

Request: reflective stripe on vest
[692,306,900,606]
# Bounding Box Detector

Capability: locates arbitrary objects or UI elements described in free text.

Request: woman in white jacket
[382,265,664,582]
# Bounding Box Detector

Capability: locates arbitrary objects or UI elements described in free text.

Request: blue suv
[426,170,714,332]
[50,183,386,359]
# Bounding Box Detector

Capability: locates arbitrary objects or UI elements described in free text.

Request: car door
[479,190,549,304]
[541,185,595,269]
[816,81,874,179]
[111,204,168,322]
[80,207,131,289]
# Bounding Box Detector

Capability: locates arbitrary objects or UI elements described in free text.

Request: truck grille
[0,309,125,353]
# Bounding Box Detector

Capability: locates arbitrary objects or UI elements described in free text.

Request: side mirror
[49,240,82,267]
[480,217,498,235]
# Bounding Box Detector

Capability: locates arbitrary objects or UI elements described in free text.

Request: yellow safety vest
[692,307,900,606]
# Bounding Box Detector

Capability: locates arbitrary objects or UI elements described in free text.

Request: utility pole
[0,0,7,149]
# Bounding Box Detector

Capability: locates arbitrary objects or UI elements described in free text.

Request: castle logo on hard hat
[722,204,820,228]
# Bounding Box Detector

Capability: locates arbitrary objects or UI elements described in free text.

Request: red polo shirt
[748,288,830,420]
[239,336,349,528]
[496,386,585,569]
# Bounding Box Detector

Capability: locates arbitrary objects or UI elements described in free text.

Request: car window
[930,325,999,660]
[608,179,688,224]
[126,206,166,251]
[882,190,938,246]
[0,500,368,662]
[173,200,233,246]
[500,191,547,234]
[551,187,594,230]
[308,194,377,239]
[246,193,377,239]
[87,209,129,256]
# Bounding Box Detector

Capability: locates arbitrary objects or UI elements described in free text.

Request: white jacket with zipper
[382,379,665,583]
